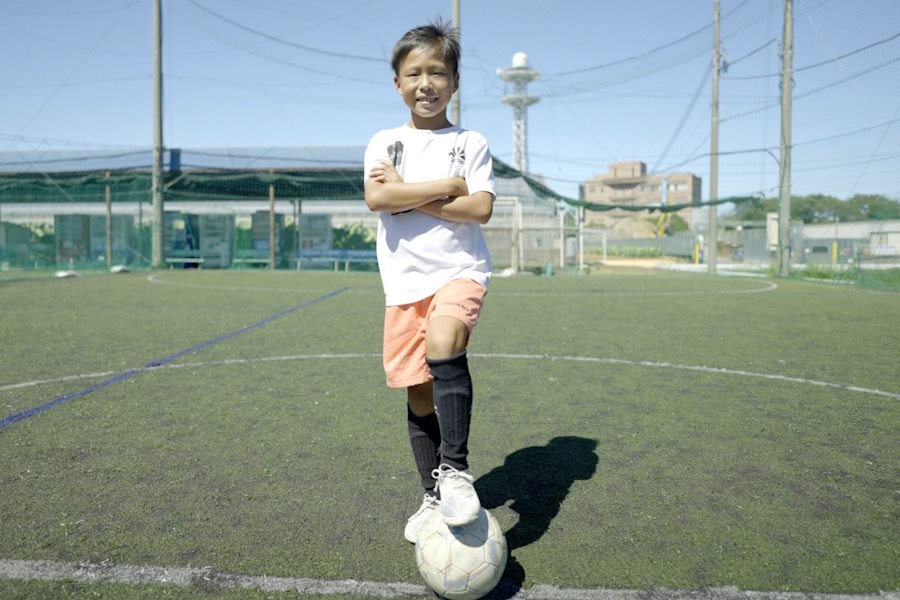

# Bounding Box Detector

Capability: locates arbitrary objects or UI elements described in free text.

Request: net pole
[578,207,585,273]
[517,199,523,271]
[106,171,112,269]
[558,210,565,269]
[269,178,276,270]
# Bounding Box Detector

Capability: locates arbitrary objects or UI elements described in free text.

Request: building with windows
[579,161,702,230]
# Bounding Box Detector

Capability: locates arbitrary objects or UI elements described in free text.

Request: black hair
[390,18,460,76]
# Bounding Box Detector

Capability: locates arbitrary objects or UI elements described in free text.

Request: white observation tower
[497,52,540,173]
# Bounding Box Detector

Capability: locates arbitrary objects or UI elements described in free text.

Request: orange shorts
[382,278,487,388]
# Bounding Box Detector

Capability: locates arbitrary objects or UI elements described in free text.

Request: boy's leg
[383,297,439,493]
[383,299,445,541]
[425,316,472,470]
[425,324,480,526]
[404,381,442,542]
[424,278,486,526]
[406,381,440,494]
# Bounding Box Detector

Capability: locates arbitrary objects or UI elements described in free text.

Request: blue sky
[2,0,898,206]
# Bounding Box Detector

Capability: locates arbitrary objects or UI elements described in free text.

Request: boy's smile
[394,45,458,130]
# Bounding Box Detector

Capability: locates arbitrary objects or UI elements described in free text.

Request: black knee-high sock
[407,404,441,494]
[427,351,473,471]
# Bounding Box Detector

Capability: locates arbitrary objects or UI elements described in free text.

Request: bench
[295,249,377,271]
[233,249,275,268]
[165,256,205,269]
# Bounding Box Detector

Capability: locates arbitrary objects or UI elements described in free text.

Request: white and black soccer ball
[415,508,507,600]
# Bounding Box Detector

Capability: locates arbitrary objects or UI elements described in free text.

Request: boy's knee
[408,381,434,416]
[425,316,468,360]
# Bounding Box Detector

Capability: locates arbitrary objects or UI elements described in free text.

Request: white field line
[479,354,900,400]
[146,273,779,296]
[145,273,375,294]
[3,352,897,401]
[146,272,318,293]
[0,370,117,392]
[0,559,896,600]
[480,281,778,297]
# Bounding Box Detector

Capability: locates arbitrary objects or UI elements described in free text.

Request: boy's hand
[364,164,474,216]
[369,159,403,184]
[447,177,469,199]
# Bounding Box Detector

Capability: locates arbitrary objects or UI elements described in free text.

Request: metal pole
[558,209,565,269]
[510,198,520,273]
[451,0,461,126]
[105,171,112,269]
[708,0,720,274]
[151,0,164,268]
[778,0,793,278]
[578,207,584,273]
[269,178,276,270]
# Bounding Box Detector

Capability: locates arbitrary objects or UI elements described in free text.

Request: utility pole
[777,0,793,277]
[451,0,461,126]
[708,0,720,274]
[151,0,164,269]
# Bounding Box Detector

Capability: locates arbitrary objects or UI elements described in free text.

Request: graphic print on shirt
[387,141,404,167]
[449,147,465,166]
[388,140,411,215]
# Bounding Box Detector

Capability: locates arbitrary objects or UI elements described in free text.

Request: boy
[364,20,495,543]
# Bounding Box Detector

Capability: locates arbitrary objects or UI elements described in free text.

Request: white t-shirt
[364,124,495,306]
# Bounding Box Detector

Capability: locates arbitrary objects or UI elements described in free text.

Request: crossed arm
[364,159,493,224]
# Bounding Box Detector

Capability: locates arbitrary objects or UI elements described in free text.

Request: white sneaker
[433,463,481,526]
[404,494,440,543]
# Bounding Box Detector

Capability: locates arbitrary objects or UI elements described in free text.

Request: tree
[845,194,900,221]
[733,197,775,221]
[731,193,899,224]
[791,194,840,223]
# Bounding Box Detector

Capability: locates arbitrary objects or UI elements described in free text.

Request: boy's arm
[414,192,494,225]
[365,159,467,213]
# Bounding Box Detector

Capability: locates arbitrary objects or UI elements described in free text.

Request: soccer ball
[415,508,507,600]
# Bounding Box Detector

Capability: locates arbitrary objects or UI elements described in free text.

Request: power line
[719,54,900,124]
[724,30,900,80]
[0,2,140,16]
[797,30,900,71]
[651,62,713,173]
[725,37,776,68]
[795,54,900,98]
[0,76,148,90]
[545,0,751,78]
[653,116,900,175]
[794,116,900,148]
[180,6,382,86]
[185,0,386,64]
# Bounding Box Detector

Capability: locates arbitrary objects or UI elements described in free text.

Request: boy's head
[391,19,460,78]
[391,19,461,129]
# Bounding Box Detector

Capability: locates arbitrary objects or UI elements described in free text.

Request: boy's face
[394,45,458,130]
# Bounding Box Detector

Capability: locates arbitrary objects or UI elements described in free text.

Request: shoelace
[412,494,440,517]
[432,463,474,486]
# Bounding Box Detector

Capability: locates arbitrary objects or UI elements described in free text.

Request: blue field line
[0,286,349,431]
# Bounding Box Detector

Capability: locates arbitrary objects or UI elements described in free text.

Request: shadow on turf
[476,436,599,598]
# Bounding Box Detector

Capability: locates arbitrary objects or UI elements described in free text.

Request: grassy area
[1,270,898,597]
[783,264,900,291]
